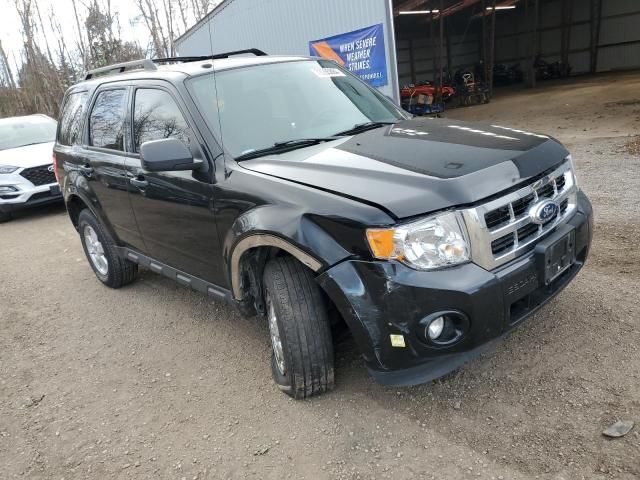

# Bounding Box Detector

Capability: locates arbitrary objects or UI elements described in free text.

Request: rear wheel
[263,256,334,399]
[78,209,137,288]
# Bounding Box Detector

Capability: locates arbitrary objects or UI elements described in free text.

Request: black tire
[0,211,11,223]
[263,256,334,399]
[77,209,137,288]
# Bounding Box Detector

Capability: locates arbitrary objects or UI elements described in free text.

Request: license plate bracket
[535,224,576,285]
[49,184,61,196]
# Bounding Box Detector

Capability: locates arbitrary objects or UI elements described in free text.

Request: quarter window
[133,89,191,153]
[89,89,127,151]
[58,91,88,146]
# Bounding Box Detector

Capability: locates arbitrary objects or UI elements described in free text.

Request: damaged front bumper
[317,191,593,387]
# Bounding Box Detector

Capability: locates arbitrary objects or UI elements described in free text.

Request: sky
[0,0,189,70]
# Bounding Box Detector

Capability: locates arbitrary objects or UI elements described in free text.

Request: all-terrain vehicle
[54,50,592,398]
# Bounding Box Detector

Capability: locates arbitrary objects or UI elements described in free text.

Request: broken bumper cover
[317,191,593,387]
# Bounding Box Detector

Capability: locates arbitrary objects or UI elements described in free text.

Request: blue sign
[309,24,388,87]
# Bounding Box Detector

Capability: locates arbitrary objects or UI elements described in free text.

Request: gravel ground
[1,71,639,480]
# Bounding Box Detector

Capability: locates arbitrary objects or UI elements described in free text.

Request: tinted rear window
[58,91,88,146]
[89,89,127,151]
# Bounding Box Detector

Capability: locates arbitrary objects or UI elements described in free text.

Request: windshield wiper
[333,121,397,137]
[235,137,341,161]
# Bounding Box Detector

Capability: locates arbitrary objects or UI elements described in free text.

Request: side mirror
[140,138,201,172]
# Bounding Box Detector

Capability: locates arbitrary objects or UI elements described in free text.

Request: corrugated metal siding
[596,0,640,72]
[177,0,398,99]
[489,0,640,74]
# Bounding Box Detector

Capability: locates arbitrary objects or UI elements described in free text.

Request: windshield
[188,59,406,158]
[0,116,57,151]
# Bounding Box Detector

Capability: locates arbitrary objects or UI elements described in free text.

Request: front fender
[223,204,353,300]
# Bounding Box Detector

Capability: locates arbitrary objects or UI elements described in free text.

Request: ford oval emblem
[529,199,560,225]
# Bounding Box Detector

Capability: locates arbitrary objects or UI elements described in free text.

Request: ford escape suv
[54,50,593,398]
[0,114,61,222]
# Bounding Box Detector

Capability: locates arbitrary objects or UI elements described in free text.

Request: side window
[133,89,191,153]
[58,91,88,146]
[89,89,127,151]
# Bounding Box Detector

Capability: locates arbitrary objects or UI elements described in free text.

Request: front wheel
[0,211,12,223]
[263,256,334,399]
[78,209,137,288]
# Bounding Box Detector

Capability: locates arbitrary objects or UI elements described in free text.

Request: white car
[0,114,61,222]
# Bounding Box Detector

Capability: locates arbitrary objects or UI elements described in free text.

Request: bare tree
[71,0,89,68]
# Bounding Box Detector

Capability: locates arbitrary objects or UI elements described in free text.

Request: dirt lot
[2,71,639,480]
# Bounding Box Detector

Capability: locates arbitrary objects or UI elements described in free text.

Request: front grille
[491,233,515,254]
[512,192,535,217]
[516,222,540,243]
[536,182,555,198]
[29,190,61,202]
[462,162,578,271]
[20,165,56,186]
[485,205,510,229]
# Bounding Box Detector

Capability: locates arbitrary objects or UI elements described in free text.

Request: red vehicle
[400,83,456,102]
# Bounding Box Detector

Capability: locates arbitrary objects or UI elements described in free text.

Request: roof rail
[84,59,157,80]
[152,49,267,65]
[83,50,267,80]
[209,48,267,59]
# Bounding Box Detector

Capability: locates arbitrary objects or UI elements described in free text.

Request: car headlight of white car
[0,165,20,174]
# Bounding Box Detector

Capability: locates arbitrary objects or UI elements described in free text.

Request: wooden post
[590,0,603,73]
[489,0,497,95]
[560,0,574,77]
[438,0,444,103]
[409,38,416,84]
[445,17,452,78]
[526,0,539,88]
[481,0,487,79]
[430,10,436,81]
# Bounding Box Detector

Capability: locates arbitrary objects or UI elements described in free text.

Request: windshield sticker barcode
[311,67,346,78]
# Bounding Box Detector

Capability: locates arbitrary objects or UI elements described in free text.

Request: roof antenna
[206,15,229,179]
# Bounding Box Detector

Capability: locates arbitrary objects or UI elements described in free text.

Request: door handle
[130,177,149,189]
[79,164,93,175]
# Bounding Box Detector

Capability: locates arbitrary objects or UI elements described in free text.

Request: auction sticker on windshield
[311,67,346,78]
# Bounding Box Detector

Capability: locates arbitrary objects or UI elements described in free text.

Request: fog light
[418,310,469,346]
[0,186,18,193]
[427,316,445,340]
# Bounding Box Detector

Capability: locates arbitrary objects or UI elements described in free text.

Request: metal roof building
[176,0,640,102]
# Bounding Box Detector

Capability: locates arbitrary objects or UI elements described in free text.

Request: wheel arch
[66,193,89,229]
[65,192,119,243]
[230,234,323,302]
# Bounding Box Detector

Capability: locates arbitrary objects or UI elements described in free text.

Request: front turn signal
[366,228,398,259]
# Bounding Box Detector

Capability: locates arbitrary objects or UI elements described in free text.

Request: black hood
[240,117,569,219]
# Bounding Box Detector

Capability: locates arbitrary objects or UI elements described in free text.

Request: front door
[124,84,225,286]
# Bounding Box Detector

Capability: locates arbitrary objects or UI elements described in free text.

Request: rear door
[124,83,224,285]
[82,85,145,250]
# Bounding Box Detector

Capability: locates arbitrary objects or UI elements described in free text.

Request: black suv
[54,51,593,398]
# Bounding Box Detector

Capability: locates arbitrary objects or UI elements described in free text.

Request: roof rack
[84,59,157,80]
[152,49,267,65]
[83,49,267,80]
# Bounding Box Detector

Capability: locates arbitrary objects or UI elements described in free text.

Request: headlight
[0,165,19,174]
[366,211,470,270]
